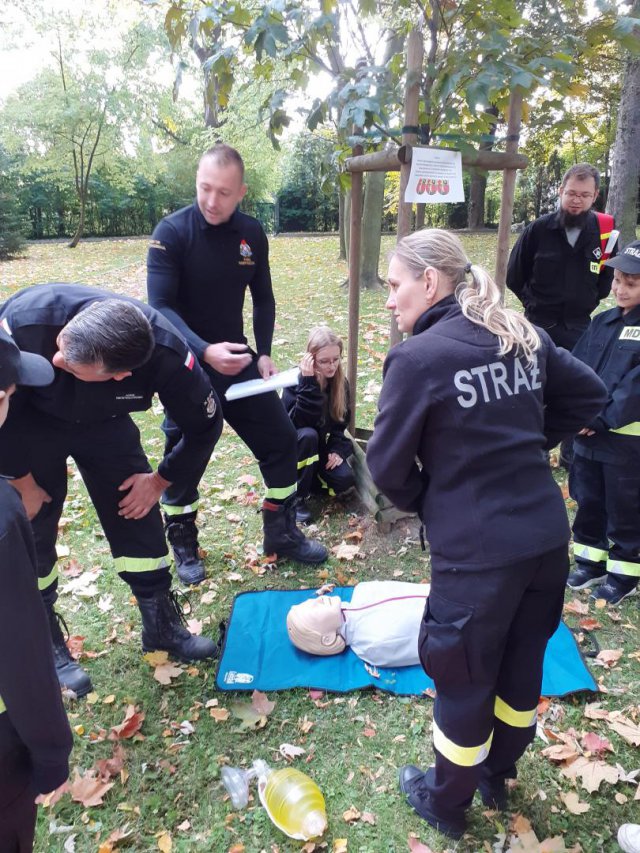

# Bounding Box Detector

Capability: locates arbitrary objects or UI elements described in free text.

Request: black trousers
[570,453,640,581]
[22,411,171,599]
[0,728,36,853]
[527,320,586,351]
[296,427,355,499]
[163,360,298,507]
[417,545,569,822]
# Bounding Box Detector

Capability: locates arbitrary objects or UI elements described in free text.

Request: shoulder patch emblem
[593,247,602,259]
[203,390,217,418]
[184,351,195,370]
[148,239,166,251]
[238,239,255,266]
[619,326,640,341]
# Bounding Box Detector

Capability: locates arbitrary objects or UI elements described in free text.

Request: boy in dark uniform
[567,241,640,604]
[0,328,72,852]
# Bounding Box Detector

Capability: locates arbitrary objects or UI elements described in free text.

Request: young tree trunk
[338,190,347,259]
[606,43,640,248]
[344,189,351,263]
[68,195,86,248]
[359,171,385,289]
[416,204,426,229]
[468,170,488,228]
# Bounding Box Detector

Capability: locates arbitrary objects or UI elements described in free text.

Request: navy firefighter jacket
[0,284,222,486]
[367,296,607,572]
[572,303,640,464]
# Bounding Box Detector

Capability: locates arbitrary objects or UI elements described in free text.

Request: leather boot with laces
[137,589,217,661]
[45,603,93,697]
[166,518,206,586]
[262,496,327,564]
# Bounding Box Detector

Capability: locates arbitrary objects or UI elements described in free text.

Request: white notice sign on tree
[404,147,465,204]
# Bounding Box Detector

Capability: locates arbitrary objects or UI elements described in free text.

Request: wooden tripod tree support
[343,25,526,530]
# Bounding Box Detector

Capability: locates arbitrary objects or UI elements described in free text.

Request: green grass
[1,234,638,853]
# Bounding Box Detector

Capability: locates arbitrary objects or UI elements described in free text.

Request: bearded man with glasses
[507,163,617,351]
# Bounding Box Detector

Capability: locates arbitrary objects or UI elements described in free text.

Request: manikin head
[286,596,346,656]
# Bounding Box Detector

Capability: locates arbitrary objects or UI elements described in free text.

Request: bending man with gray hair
[0,284,223,696]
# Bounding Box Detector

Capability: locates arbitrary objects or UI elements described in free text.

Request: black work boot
[137,589,217,661]
[165,517,206,586]
[45,603,93,697]
[262,497,328,564]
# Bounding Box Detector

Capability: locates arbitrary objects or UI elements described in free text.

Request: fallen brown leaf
[109,705,145,741]
[561,791,590,814]
[70,768,115,807]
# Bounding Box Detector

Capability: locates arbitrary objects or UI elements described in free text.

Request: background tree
[0,147,26,260]
[605,0,640,247]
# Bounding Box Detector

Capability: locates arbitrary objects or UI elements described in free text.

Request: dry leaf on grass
[561,756,619,792]
[252,690,276,715]
[153,661,184,685]
[563,599,589,616]
[581,732,613,754]
[210,708,230,722]
[541,743,580,763]
[333,840,348,852]
[609,717,640,746]
[109,705,145,741]
[361,811,377,825]
[343,806,361,823]
[95,744,126,781]
[279,743,305,759]
[97,825,133,852]
[584,702,611,720]
[331,542,362,561]
[595,649,623,667]
[561,791,590,814]
[70,768,115,807]
[407,835,436,852]
[157,832,172,852]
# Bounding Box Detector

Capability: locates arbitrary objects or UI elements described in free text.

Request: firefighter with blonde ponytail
[367,228,607,839]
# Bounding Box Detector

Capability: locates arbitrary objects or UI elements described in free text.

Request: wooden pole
[391,26,424,347]
[346,146,528,174]
[495,88,523,292]
[347,130,364,435]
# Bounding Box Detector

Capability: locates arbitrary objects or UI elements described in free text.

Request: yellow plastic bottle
[255,760,327,841]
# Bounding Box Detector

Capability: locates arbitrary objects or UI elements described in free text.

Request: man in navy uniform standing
[147,143,327,582]
[0,285,222,696]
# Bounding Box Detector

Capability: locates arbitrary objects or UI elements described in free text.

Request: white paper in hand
[225,367,300,401]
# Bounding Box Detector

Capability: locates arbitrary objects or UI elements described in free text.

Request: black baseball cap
[0,327,54,391]
[604,240,640,275]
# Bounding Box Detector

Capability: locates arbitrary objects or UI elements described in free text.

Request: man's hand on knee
[118,471,170,520]
[9,472,52,519]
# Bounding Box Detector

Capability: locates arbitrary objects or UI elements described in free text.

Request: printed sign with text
[405,147,465,204]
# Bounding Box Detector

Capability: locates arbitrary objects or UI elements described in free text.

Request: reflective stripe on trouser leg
[573,541,607,564]
[607,558,640,578]
[317,476,336,497]
[114,555,171,574]
[162,501,200,516]
[494,696,537,728]
[38,565,58,593]
[298,455,319,469]
[432,719,493,767]
[264,483,297,500]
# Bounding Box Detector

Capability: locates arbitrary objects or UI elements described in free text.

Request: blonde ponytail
[391,229,540,363]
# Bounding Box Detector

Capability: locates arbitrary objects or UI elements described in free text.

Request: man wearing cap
[0,328,73,852]
[0,284,223,697]
[507,163,616,350]
[147,143,327,580]
[566,241,640,604]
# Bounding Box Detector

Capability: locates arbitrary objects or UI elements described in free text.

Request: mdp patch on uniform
[238,239,255,266]
[619,326,640,341]
[203,390,217,418]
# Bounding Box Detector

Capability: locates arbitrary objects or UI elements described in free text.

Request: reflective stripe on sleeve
[432,719,493,767]
[494,695,537,728]
[607,559,640,578]
[0,694,5,714]
[573,542,608,563]
[264,484,297,500]
[162,502,199,516]
[297,455,319,470]
[610,423,640,436]
[114,555,170,574]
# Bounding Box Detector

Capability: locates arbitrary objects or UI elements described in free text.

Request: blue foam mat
[216,587,597,697]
